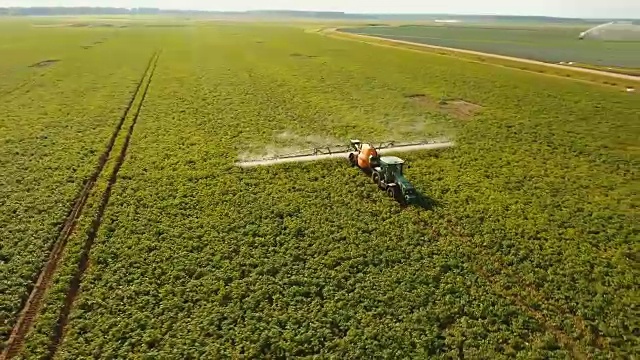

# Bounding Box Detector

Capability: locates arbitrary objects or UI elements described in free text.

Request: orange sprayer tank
[357,144,378,168]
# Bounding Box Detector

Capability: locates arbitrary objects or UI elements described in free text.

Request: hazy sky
[1,0,639,18]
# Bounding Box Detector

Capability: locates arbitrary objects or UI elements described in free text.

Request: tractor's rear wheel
[372,172,380,184]
[349,153,357,167]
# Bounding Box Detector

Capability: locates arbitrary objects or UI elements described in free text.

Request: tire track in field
[0,64,60,100]
[0,80,34,99]
[46,51,161,360]
[472,258,607,352]
[0,52,158,360]
[435,221,596,358]
[472,265,588,359]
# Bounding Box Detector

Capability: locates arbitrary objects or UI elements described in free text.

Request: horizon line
[1,6,639,20]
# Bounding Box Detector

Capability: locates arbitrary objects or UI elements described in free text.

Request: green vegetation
[1,19,638,358]
[325,29,640,89]
[0,19,157,346]
[343,24,640,69]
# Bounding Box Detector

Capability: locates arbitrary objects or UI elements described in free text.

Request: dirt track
[46,51,162,360]
[332,30,640,83]
[0,51,160,360]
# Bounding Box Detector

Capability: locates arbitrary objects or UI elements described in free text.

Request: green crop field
[0,18,638,359]
[342,25,640,70]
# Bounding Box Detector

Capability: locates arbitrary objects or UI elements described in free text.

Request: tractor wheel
[387,186,405,204]
[387,186,398,199]
[372,172,380,184]
[348,153,357,167]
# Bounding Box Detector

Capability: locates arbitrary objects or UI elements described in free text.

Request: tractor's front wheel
[387,186,405,205]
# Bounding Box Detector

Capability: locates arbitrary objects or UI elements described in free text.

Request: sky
[1,0,639,19]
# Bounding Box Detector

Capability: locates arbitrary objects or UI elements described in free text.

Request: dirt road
[332,30,640,83]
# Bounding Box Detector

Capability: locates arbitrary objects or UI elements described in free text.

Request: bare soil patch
[441,100,483,119]
[29,59,60,68]
[144,24,187,28]
[405,94,483,120]
[290,53,319,59]
[69,23,127,28]
[81,40,107,50]
[33,24,73,28]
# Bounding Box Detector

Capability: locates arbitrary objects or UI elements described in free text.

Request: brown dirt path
[325,29,640,85]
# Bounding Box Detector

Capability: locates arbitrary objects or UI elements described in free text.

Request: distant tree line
[0,7,632,23]
[0,7,367,18]
[0,7,227,16]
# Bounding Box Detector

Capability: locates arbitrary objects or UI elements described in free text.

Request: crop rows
[6,47,160,359]
[2,22,638,358]
[0,23,158,354]
[1,51,155,359]
[0,20,113,98]
[343,25,640,69]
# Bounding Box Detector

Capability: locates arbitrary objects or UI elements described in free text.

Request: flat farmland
[0,19,638,359]
[0,19,159,351]
[342,25,640,71]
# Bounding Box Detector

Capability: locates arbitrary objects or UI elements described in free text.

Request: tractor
[348,140,418,205]
[236,138,441,206]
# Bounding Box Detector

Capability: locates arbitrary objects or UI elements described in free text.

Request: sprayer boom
[236,139,453,168]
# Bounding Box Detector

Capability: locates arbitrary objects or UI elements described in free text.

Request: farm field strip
[444,174,637,350]
[45,50,161,360]
[40,25,635,358]
[1,22,637,358]
[326,25,637,356]
[0,64,61,100]
[410,199,606,357]
[339,25,640,69]
[474,264,586,358]
[0,21,109,98]
[445,223,603,357]
[0,77,43,100]
[0,36,158,349]
[15,136,135,359]
[0,60,61,100]
[474,263,604,354]
[0,63,68,100]
[334,30,640,83]
[0,50,160,360]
